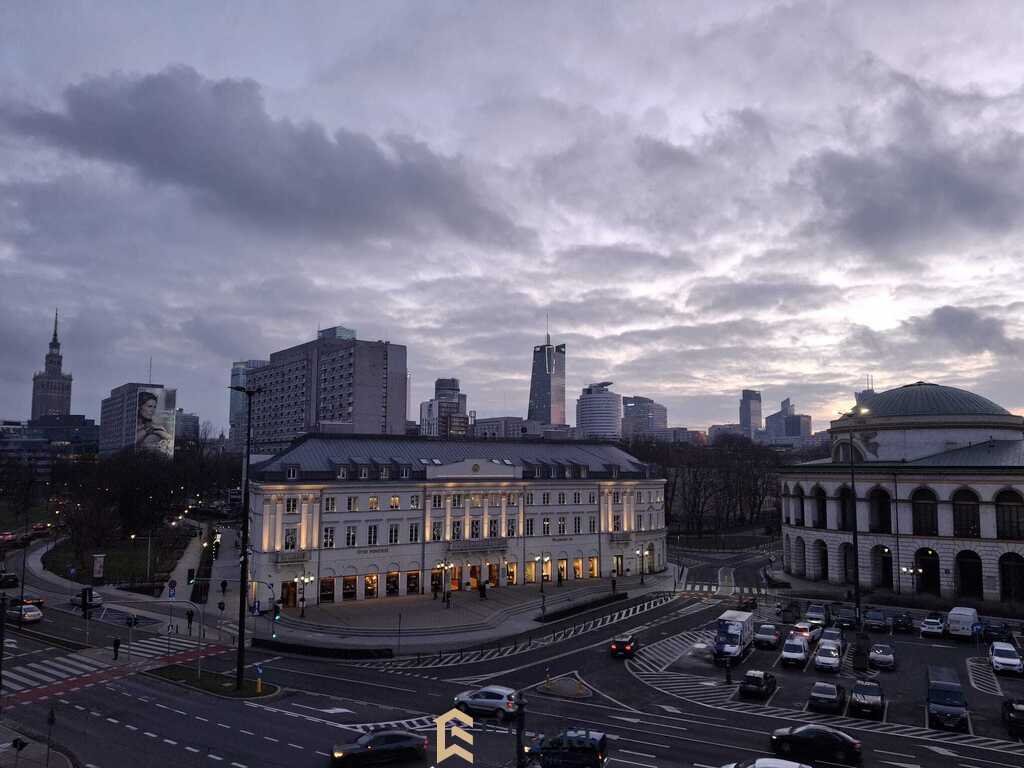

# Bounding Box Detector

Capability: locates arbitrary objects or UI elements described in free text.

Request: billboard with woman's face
[135,387,176,457]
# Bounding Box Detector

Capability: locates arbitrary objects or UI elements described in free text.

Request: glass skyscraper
[528,332,566,426]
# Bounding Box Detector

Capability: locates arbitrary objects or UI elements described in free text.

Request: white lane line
[106,718,119,724]
[877,750,916,758]
[172,708,187,715]
[287,743,303,749]
[217,723,231,729]
[609,759,657,768]
[620,750,656,758]
[125,725,138,731]
[230,763,247,768]
[195,716,209,722]
[315,752,330,757]
[264,736,279,743]
[186,747,199,753]
[239,730,254,736]
[143,732,157,738]
[209,756,223,762]
[164,739,177,745]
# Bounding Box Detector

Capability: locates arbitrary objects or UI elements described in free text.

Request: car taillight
[423,738,430,749]
[625,644,632,650]
[610,644,617,650]
[507,700,514,710]
[852,741,861,750]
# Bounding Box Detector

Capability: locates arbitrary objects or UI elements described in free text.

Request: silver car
[814,640,842,673]
[453,685,518,720]
[868,643,896,670]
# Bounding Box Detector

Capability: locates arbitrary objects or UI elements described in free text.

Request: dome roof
[852,382,1009,419]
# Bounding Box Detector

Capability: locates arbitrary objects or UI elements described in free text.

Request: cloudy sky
[3,1,1024,433]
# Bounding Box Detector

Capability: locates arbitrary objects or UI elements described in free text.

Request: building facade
[708,423,744,443]
[247,436,666,605]
[419,378,469,438]
[780,382,1024,605]
[739,389,762,439]
[228,359,268,452]
[576,382,622,440]
[621,396,668,439]
[31,310,72,421]
[99,383,177,456]
[247,327,407,453]
[527,332,566,426]
[174,409,201,446]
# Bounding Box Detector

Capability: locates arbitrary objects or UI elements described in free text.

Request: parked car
[926,666,969,732]
[10,595,45,608]
[70,591,103,608]
[721,760,810,768]
[1002,698,1024,738]
[738,670,778,700]
[990,642,1024,675]
[814,641,843,673]
[807,681,846,714]
[524,729,608,768]
[920,613,946,638]
[848,680,885,719]
[835,608,859,630]
[781,637,810,667]
[982,620,1014,644]
[947,607,980,640]
[330,729,428,766]
[5,604,43,624]
[736,595,758,611]
[0,532,16,545]
[804,604,831,628]
[609,634,640,658]
[890,612,915,633]
[820,628,847,654]
[868,643,896,671]
[754,624,782,650]
[862,609,888,632]
[779,600,802,624]
[453,685,519,719]
[791,622,822,644]
[770,724,862,764]
[30,521,50,532]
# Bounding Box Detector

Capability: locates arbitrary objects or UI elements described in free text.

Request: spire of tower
[51,308,59,344]
[545,312,550,345]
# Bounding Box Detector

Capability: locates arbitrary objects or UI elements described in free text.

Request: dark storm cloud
[1,66,535,249]
[905,305,1023,356]
[687,276,840,314]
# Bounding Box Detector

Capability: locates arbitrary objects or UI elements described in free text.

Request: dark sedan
[807,681,846,714]
[1003,698,1024,738]
[983,621,1014,644]
[849,680,885,719]
[738,670,777,700]
[890,612,915,633]
[771,724,862,764]
[609,634,640,658]
[862,609,888,632]
[835,608,859,629]
[331,730,428,766]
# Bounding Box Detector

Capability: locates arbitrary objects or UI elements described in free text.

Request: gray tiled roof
[842,381,1009,419]
[254,434,647,472]
[910,439,1024,467]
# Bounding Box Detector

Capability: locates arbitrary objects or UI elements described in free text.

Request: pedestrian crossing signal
[273,603,281,621]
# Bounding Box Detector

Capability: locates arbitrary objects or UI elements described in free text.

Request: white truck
[715,609,755,662]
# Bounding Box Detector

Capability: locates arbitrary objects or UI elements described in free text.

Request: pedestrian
[611,577,617,595]
[432,584,438,600]
[557,571,563,587]
[113,637,121,661]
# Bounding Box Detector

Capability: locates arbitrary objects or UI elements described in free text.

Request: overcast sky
[3,1,1024,433]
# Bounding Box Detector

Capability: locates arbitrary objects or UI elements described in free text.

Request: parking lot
[669,603,1024,741]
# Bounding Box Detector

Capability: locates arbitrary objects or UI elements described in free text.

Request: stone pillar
[979,503,997,539]
[500,495,508,537]
[444,495,452,539]
[855,497,869,533]
[274,498,285,551]
[938,503,954,537]
[357,573,365,600]
[827,542,843,586]
[826,497,839,530]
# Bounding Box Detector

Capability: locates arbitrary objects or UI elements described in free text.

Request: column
[260,497,272,550]
[826,496,839,530]
[444,495,453,539]
[855,496,869,533]
[274,498,285,551]
[500,494,508,538]
[462,492,471,539]
[357,573,365,600]
[938,501,954,537]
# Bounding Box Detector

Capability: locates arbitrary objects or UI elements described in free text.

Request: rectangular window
[558,517,566,535]
[400,467,410,479]
[409,522,420,543]
[557,492,566,505]
[432,494,443,509]
[589,516,597,533]
[368,495,380,511]
[452,494,463,508]
[285,498,298,513]
[636,490,643,503]
[489,519,499,538]
[324,497,337,513]
[613,515,621,532]
[322,526,335,548]
[380,466,389,480]
[359,466,369,479]
[525,518,534,536]
[283,526,297,550]
[574,516,581,534]
[649,512,653,530]
[470,519,481,539]
[431,520,443,542]
[573,491,581,505]
[588,492,596,504]
[526,493,534,506]
[346,496,359,512]
[542,517,551,536]
[389,523,400,545]
[410,495,420,509]
[367,525,378,546]
[389,495,400,510]
[508,493,518,507]
[286,467,297,480]
[581,467,588,479]
[452,520,463,540]
[345,525,357,547]
[647,491,653,502]
[613,492,620,505]
[542,492,550,505]
[337,467,348,480]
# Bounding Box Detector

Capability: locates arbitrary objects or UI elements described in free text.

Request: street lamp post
[295,573,314,618]
[228,384,261,691]
[129,533,153,583]
[635,547,645,585]
[841,407,870,623]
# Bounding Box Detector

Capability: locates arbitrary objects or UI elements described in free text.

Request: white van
[947,607,979,639]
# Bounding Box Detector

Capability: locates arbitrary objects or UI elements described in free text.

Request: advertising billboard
[135,386,176,457]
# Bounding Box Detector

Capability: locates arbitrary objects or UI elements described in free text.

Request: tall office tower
[576,382,623,440]
[99,382,177,457]
[527,331,566,426]
[764,397,796,437]
[174,409,201,446]
[31,310,72,420]
[739,389,762,439]
[228,359,268,452]
[248,326,407,453]
[621,395,669,439]
[419,378,469,438]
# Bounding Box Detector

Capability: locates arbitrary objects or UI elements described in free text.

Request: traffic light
[273,602,281,621]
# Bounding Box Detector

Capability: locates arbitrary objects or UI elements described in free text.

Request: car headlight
[333,751,345,759]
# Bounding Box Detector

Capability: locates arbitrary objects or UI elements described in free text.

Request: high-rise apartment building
[228,359,268,452]
[739,389,762,439]
[621,396,668,439]
[99,383,177,457]
[419,378,469,438]
[174,409,201,446]
[576,382,622,440]
[248,326,407,453]
[31,310,72,420]
[527,332,566,426]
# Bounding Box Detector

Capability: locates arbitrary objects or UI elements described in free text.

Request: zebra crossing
[629,630,715,673]
[966,657,1003,697]
[681,583,768,595]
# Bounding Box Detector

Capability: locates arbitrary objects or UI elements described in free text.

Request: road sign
[168,585,176,600]
[256,664,263,676]
[68,566,76,579]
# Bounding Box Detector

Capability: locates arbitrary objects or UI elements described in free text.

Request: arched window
[911,489,938,536]
[838,487,855,532]
[951,489,980,538]
[868,488,891,534]
[793,486,805,527]
[995,490,1024,540]
[813,487,827,529]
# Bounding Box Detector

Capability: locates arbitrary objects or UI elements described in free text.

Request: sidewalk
[0,722,74,767]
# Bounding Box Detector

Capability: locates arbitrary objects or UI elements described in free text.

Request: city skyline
[3,3,1024,432]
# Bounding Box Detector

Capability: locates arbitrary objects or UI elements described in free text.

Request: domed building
[780,382,1024,605]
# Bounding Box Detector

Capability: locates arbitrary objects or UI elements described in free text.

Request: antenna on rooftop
[148,356,152,385]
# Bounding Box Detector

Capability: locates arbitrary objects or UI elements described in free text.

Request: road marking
[264,736,279,742]
[609,759,657,768]
[217,723,231,729]
[186,747,199,753]
[195,716,208,722]
[106,717,119,724]
[209,756,223,762]
[239,730,254,736]
[877,750,916,758]
[230,763,247,768]
[287,743,303,749]
[125,725,138,731]
[267,666,418,693]
[925,746,960,757]
[620,750,656,758]
[657,705,682,714]
[143,732,157,738]
[163,739,177,745]
[878,762,920,768]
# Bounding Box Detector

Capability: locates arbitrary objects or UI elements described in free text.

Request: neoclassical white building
[781,382,1024,605]
[247,435,666,607]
